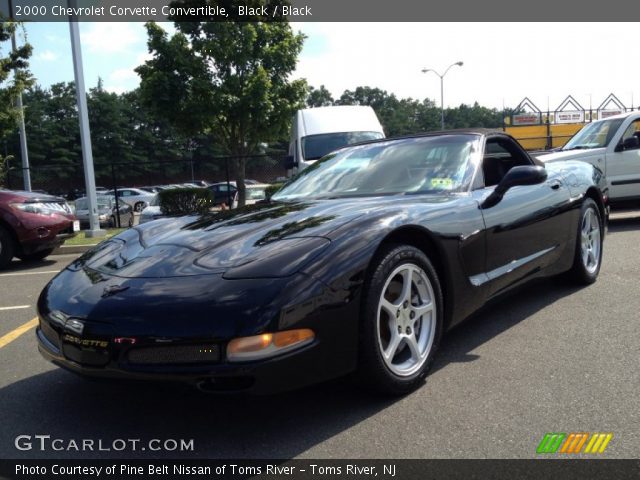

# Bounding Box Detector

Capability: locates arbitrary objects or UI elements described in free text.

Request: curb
[52,244,94,256]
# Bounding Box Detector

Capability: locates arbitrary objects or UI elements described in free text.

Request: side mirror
[482,165,548,209]
[615,136,640,152]
[283,155,297,170]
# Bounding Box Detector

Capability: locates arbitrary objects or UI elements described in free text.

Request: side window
[621,119,640,150]
[482,137,533,187]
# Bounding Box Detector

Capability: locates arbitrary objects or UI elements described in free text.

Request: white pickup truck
[537,111,640,203]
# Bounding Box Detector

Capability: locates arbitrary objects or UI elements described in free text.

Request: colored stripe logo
[537,433,612,454]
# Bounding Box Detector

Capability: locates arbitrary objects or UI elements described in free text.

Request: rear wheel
[568,198,603,284]
[358,244,443,395]
[134,202,145,212]
[18,248,54,262]
[0,226,16,269]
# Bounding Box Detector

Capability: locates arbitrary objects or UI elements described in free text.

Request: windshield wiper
[562,145,594,151]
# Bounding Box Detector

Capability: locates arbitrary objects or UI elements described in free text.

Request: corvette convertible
[37,130,607,395]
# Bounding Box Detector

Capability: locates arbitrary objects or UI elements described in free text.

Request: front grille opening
[127,344,220,365]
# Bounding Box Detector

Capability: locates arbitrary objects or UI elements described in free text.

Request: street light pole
[421,61,464,130]
[68,0,104,237]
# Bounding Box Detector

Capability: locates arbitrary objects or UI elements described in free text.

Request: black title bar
[0,0,639,22]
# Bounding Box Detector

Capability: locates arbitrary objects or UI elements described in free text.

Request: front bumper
[36,269,360,394]
[36,321,345,395]
[18,214,76,254]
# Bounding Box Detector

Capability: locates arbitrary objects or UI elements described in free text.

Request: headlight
[11,202,68,216]
[227,329,315,362]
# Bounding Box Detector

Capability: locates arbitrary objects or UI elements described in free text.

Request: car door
[607,118,640,200]
[474,136,573,297]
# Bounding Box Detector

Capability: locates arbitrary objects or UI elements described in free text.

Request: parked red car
[0,189,78,268]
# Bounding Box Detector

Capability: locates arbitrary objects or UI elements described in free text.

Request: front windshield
[563,118,624,150]
[247,188,266,200]
[274,135,479,201]
[301,131,384,161]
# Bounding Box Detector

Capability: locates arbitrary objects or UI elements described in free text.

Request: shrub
[158,187,214,215]
[265,182,284,199]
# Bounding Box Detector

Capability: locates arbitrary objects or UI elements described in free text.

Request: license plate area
[72,220,80,232]
[61,322,113,367]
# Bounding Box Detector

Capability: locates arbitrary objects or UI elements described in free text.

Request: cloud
[80,22,145,55]
[293,22,640,110]
[37,50,58,62]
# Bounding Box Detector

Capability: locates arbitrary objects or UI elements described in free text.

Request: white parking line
[0,305,30,311]
[0,270,60,277]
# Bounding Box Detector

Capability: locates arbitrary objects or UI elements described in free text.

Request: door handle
[549,180,562,190]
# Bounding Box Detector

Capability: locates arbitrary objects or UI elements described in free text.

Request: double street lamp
[421,61,464,130]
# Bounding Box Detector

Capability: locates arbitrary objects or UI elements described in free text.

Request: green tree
[0,21,33,187]
[136,3,307,205]
[306,85,334,108]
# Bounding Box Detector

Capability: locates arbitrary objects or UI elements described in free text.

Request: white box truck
[285,105,385,176]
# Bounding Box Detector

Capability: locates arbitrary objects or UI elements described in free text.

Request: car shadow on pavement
[0,368,396,460]
[3,258,59,273]
[608,215,640,233]
[432,277,582,372]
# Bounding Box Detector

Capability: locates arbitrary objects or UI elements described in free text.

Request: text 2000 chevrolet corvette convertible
[37,130,607,394]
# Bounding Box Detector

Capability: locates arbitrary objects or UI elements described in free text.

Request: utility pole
[68,1,104,237]
[7,0,31,191]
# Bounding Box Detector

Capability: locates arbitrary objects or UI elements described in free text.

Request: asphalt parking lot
[0,212,639,460]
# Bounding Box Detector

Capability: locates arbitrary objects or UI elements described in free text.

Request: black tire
[128,216,133,228]
[568,198,603,285]
[0,225,16,269]
[358,244,443,395]
[18,248,54,262]
[134,202,145,212]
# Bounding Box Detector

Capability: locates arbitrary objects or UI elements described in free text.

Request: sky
[15,22,640,111]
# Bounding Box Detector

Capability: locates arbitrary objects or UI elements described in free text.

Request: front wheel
[134,202,145,212]
[568,198,603,284]
[358,244,443,395]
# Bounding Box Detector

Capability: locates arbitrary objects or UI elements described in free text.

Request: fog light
[227,329,315,362]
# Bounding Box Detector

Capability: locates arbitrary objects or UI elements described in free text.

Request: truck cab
[537,111,640,203]
[285,105,385,176]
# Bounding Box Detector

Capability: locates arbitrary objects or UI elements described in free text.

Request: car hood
[70,196,454,279]
[70,200,365,279]
[536,148,605,163]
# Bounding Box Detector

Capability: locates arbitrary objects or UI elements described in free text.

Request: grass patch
[64,228,127,246]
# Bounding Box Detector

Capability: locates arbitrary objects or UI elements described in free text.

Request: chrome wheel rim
[581,207,601,274]
[376,263,436,377]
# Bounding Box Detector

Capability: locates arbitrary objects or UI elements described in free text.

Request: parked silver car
[74,195,133,228]
[105,188,155,212]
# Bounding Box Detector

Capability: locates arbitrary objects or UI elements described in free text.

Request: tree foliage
[0,21,33,186]
[136,5,308,205]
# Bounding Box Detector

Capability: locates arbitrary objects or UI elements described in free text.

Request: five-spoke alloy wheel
[359,244,443,395]
[569,198,603,284]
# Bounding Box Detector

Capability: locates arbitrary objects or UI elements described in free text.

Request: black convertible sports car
[37,130,607,394]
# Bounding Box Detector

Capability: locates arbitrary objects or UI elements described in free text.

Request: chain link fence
[5,153,289,198]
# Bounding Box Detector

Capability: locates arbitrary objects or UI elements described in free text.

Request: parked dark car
[74,195,133,228]
[36,131,607,394]
[0,189,78,268]
[207,182,237,206]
